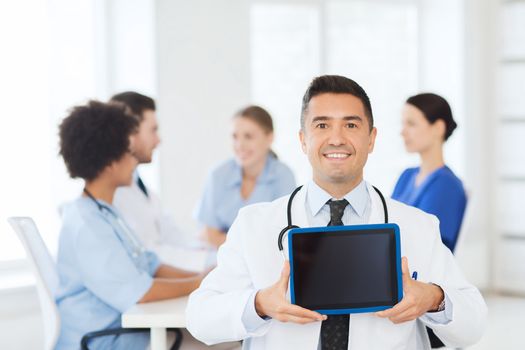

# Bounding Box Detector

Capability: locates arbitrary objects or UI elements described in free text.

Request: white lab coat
[186,183,487,350]
[114,180,184,252]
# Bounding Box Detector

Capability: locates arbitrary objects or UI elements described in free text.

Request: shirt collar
[228,154,277,187]
[306,179,369,218]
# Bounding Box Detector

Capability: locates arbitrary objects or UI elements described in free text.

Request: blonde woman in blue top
[195,106,296,248]
[55,101,206,349]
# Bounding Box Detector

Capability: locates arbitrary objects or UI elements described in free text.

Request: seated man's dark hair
[59,100,138,181]
[110,91,156,121]
[301,75,374,132]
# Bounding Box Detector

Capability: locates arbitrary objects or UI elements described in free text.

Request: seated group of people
[54,79,470,349]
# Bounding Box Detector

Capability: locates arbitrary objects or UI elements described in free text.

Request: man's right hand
[254,261,327,324]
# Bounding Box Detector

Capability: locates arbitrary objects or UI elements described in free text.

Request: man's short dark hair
[110,91,156,121]
[59,100,138,181]
[300,75,374,132]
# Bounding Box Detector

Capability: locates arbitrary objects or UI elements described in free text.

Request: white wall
[106,0,161,191]
[417,0,493,289]
[155,0,251,234]
[418,0,465,176]
[454,0,499,291]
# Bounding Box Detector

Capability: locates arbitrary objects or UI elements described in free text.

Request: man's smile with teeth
[324,153,350,158]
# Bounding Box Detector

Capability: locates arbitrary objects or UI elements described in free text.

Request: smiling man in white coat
[186,75,487,350]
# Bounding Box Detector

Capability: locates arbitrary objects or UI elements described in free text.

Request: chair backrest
[453,189,472,256]
[8,217,60,350]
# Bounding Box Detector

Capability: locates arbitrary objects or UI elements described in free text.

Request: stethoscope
[277,185,389,259]
[83,188,146,258]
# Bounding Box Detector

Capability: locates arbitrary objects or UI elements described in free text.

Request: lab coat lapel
[292,185,311,228]
[367,182,386,224]
[274,186,321,350]
[258,187,310,289]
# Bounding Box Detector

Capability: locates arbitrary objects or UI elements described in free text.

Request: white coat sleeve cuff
[420,292,453,325]
[241,290,270,332]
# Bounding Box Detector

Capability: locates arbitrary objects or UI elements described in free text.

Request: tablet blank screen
[291,229,398,310]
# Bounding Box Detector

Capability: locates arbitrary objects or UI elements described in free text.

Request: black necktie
[137,176,149,197]
[321,199,349,350]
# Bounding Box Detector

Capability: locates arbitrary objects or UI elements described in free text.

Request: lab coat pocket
[265,321,320,350]
[349,314,419,350]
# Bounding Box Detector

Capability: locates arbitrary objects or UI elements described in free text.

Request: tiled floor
[179,293,525,349]
[468,293,525,350]
[2,292,523,349]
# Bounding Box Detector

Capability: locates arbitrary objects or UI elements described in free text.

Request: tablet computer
[288,223,402,315]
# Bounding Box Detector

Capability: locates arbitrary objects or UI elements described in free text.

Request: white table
[122,296,188,350]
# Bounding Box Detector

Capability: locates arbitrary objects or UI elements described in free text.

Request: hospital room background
[0,0,523,348]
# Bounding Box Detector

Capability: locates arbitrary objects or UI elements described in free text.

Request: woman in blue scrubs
[392,93,467,350]
[55,101,206,350]
[392,93,467,253]
[195,105,296,248]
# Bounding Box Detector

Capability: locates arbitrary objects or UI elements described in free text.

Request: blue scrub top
[195,154,296,232]
[55,196,160,350]
[392,165,467,252]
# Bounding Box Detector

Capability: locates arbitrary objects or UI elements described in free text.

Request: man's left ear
[368,127,377,153]
[299,129,307,154]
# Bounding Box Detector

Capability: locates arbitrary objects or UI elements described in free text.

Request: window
[0,0,158,263]
[251,3,320,184]
[251,0,418,190]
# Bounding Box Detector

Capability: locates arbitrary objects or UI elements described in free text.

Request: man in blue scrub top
[56,101,207,349]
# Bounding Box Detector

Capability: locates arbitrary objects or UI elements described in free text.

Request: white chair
[8,217,184,350]
[8,217,60,350]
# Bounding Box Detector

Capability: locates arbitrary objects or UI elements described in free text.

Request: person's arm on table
[138,254,209,303]
[155,264,200,279]
[201,226,226,248]
[138,274,205,303]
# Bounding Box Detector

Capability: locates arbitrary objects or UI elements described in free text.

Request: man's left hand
[375,256,444,324]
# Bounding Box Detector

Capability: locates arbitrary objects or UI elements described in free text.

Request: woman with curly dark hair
[55,101,206,350]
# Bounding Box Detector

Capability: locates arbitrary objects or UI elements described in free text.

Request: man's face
[133,109,160,163]
[299,93,377,189]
